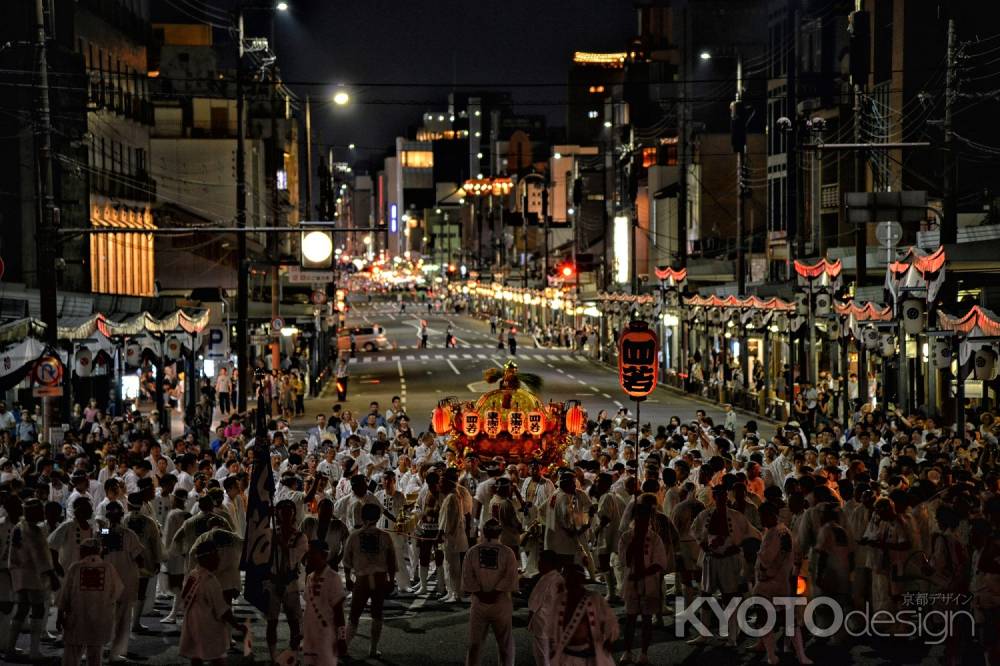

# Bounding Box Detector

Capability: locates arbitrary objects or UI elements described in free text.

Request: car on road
[337,325,391,352]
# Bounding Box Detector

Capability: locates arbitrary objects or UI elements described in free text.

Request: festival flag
[240,374,274,613]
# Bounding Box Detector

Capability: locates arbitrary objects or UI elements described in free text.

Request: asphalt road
[327,302,766,435]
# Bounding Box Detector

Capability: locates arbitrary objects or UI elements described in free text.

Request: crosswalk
[346,350,587,365]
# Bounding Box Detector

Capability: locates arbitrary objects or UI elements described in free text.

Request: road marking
[614,400,624,408]
[491,358,504,368]
[556,368,565,374]
[575,392,595,396]
[477,354,487,359]
[446,359,461,375]
[566,374,576,380]
[462,353,472,359]
[532,354,545,361]
[589,386,600,393]
[577,379,587,385]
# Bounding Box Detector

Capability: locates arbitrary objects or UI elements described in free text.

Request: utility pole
[34,0,56,345]
[677,4,688,268]
[34,0,58,433]
[734,52,747,294]
[235,9,250,412]
[787,0,802,260]
[942,18,958,244]
[269,62,281,373]
[305,95,313,219]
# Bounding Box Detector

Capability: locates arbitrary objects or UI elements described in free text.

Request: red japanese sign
[618,320,659,399]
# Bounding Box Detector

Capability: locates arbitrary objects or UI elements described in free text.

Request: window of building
[587,110,599,119]
[400,150,433,168]
[642,146,658,168]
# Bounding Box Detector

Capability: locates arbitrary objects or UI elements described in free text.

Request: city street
[323,303,755,432]
[2,1,998,665]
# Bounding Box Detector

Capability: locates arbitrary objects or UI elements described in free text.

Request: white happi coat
[56,554,124,646]
[754,523,795,597]
[549,591,619,666]
[617,527,670,610]
[9,519,53,591]
[188,528,243,592]
[179,566,231,661]
[47,519,102,572]
[303,565,347,666]
[103,525,144,598]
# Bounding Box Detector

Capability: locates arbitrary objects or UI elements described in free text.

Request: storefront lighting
[280,326,299,337]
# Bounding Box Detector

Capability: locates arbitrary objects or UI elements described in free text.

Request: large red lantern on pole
[431,404,453,435]
[618,320,659,398]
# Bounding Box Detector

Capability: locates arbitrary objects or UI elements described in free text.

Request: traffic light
[559,262,575,279]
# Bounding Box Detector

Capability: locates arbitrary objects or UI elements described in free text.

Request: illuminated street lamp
[301,230,333,267]
[333,90,350,106]
[276,1,289,11]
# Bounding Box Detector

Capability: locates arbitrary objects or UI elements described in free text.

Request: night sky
[269,0,637,163]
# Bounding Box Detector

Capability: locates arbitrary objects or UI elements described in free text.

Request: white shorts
[702,553,742,595]
[623,575,663,616]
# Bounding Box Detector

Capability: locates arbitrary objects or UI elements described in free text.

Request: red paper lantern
[483,410,502,437]
[507,411,525,437]
[565,404,586,435]
[461,411,481,437]
[432,405,452,435]
[618,321,659,398]
[526,410,546,436]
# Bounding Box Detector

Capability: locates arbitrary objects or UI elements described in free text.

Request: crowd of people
[0,381,997,665]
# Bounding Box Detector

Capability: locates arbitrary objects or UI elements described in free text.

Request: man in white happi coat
[6,498,59,661]
[56,537,124,666]
[179,540,247,665]
[440,477,470,603]
[301,498,351,572]
[48,496,101,577]
[462,518,519,666]
[520,462,555,576]
[591,473,624,602]
[617,501,669,665]
[302,540,349,666]
[527,549,564,666]
[0,497,21,654]
[753,501,810,665]
[161,489,191,624]
[101,500,145,662]
[187,527,243,603]
[546,563,619,666]
[375,470,409,590]
[125,492,165,632]
[545,474,590,568]
[689,484,761,646]
[342,503,396,659]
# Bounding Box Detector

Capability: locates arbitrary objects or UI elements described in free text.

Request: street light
[301,230,333,265]
[699,51,712,60]
[333,90,350,106]
[276,1,289,11]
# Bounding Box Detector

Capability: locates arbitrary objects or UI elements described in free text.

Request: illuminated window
[400,150,433,168]
[642,147,657,168]
[587,110,599,119]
